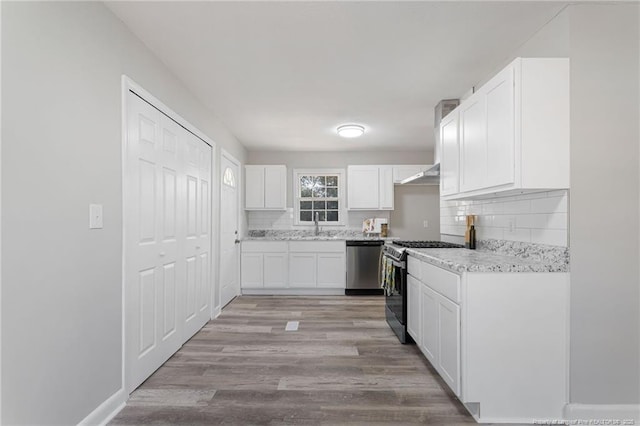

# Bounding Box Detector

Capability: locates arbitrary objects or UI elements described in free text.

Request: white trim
[241,288,345,296]
[292,168,346,226]
[564,404,640,423]
[218,149,242,314]
[121,75,218,394]
[0,2,3,419]
[77,388,127,426]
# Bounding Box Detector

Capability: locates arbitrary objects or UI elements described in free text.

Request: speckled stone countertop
[244,229,396,241]
[405,239,569,273]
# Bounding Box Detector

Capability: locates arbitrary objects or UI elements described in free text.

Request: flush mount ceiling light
[337,124,365,138]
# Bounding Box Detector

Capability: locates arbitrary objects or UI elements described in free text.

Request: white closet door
[125,92,213,392]
[125,94,184,392]
[182,132,212,340]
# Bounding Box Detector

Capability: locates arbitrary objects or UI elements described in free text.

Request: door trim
[120,75,217,394]
[218,149,242,314]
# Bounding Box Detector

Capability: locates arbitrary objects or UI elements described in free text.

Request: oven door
[382,254,406,325]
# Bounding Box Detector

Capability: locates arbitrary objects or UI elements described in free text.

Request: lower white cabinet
[406,275,421,344]
[240,241,288,289]
[242,240,345,293]
[289,253,317,288]
[406,253,570,423]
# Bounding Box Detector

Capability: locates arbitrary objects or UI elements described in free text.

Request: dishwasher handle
[346,240,384,247]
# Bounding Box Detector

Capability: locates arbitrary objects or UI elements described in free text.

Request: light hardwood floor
[111,296,478,425]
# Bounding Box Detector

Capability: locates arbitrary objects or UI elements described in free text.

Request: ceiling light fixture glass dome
[337,124,365,138]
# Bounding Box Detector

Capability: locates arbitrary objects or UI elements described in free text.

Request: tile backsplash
[248,209,390,231]
[440,190,569,247]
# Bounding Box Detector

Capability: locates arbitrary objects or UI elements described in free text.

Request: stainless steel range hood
[400,163,440,185]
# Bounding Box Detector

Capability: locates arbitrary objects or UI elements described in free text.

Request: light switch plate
[89,204,103,229]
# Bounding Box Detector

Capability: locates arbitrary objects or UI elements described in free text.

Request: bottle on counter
[469,224,476,249]
[380,223,388,238]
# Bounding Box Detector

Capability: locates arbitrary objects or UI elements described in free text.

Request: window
[223,167,236,187]
[294,169,345,225]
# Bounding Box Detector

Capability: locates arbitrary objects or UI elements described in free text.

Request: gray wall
[1,2,246,424]
[247,150,439,237]
[567,3,639,405]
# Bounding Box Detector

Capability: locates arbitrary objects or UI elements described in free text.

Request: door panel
[420,285,438,364]
[460,95,487,192]
[486,68,515,188]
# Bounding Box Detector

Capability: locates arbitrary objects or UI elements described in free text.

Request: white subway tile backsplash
[440,190,569,247]
[531,229,568,246]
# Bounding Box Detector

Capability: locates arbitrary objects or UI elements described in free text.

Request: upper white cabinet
[245,165,286,210]
[440,111,460,196]
[347,165,394,210]
[441,57,569,200]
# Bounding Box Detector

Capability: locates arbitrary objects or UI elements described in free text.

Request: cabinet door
[407,275,421,344]
[420,284,439,364]
[264,166,286,209]
[438,294,461,396]
[240,253,263,288]
[263,253,288,288]
[378,166,394,210]
[459,94,487,192]
[485,66,515,188]
[316,253,346,288]
[245,166,265,209]
[347,166,380,209]
[289,253,317,288]
[440,111,460,196]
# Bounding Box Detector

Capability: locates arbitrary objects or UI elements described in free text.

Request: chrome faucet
[314,211,320,236]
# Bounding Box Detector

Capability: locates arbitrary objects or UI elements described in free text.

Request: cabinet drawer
[420,262,460,303]
[242,241,288,253]
[289,241,345,253]
[407,256,421,280]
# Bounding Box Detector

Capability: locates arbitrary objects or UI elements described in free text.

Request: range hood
[400,163,440,185]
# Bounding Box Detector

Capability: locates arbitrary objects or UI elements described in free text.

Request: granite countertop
[243,229,396,242]
[405,240,569,274]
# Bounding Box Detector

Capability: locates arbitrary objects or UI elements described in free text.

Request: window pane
[313,201,326,210]
[326,188,338,198]
[327,211,339,222]
[316,211,326,221]
[300,201,312,209]
[312,187,326,198]
[326,176,338,186]
[301,187,312,198]
[317,176,326,186]
[327,201,338,209]
[300,210,312,222]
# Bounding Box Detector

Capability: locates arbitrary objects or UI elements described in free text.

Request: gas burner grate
[393,240,464,249]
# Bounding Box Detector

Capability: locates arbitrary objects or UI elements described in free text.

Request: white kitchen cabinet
[441,57,569,200]
[440,111,460,196]
[316,253,346,288]
[406,275,421,345]
[289,253,317,288]
[437,294,461,396]
[406,253,570,422]
[459,92,487,193]
[245,165,286,210]
[240,253,263,288]
[240,241,287,289]
[347,165,394,210]
[263,253,288,288]
[392,165,429,184]
[419,283,439,365]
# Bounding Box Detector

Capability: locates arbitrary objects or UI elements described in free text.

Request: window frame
[293,168,346,226]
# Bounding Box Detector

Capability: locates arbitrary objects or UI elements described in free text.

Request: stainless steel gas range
[382,240,463,344]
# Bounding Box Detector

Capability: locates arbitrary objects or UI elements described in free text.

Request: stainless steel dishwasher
[345,240,385,295]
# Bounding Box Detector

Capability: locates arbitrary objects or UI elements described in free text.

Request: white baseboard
[78,388,127,426]
[241,288,345,296]
[564,403,640,422]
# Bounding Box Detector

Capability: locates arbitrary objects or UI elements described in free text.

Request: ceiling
[106,1,568,153]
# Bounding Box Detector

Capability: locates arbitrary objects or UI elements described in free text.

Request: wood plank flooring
[111,296,478,425]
